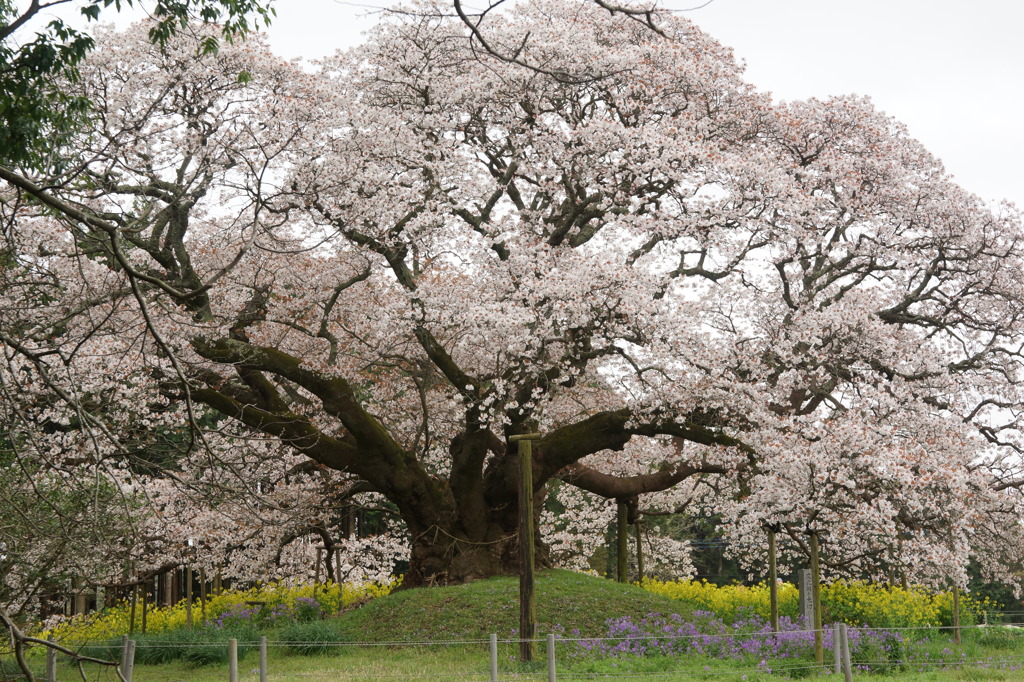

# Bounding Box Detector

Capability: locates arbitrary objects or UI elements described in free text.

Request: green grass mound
[334,569,693,642]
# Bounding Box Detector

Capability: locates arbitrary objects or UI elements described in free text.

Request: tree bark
[189,340,744,586]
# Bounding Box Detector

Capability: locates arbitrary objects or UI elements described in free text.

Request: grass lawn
[6,571,1024,681]
[26,645,1024,681]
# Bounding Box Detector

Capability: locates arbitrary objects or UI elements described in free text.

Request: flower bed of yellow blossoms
[43,579,398,646]
[642,578,994,628]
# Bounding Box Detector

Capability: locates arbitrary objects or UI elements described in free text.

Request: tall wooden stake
[768,528,779,632]
[314,549,322,598]
[952,580,962,644]
[128,585,138,636]
[635,519,645,585]
[809,531,823,666]
[199,568,207,623]
[898,536,909,589]
[616,501,629,583]
[141,580,148,635]
[185,566,193,628]
[512,432,541,662]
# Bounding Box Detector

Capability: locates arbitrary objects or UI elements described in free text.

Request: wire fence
[7,621,1024,681]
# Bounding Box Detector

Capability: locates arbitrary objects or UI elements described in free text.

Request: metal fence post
[259,635,268,682]
[546,633,556,681]
[229,638,238,682]
[489,633,498,682]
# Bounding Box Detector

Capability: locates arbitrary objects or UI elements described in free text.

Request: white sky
[263,0,1024,210]
[25,0,1024,208]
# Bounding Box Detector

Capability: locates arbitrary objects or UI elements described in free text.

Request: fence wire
[7,621,1024,681]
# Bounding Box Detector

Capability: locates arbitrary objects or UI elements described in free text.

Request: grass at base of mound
[334,569,693,642]
[17,641,1024,682]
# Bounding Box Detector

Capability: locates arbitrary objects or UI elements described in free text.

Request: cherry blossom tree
[3,0,1024,592]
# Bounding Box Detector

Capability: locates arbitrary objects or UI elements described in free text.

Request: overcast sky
[262,0,1024,210]
[32,0,1024,208]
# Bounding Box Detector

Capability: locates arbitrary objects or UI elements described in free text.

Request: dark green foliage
[180,625,259,667]
[0,0,275,168]
[975,627,1024,651]
[133,631,186,665]
[76,637,125,662]
[967,561,1016,617]
[0,655,34,681]
[279,621,346,656]
[107,625,261,667]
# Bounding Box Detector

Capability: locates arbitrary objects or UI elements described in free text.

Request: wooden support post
[897,536,909,590]
[199,568,207,623]
[634,519,644,585]
[616,501,628,583]
[163,570,173,606]
[185,566,193,628]
[512,432,541,663]
[141,580,148,634]
[768,528,779,632]
[809,531,823,666]
[952,580,962,645]
[75,591,87,616]
[128,585,138,636]
[341,504,353,540]
[314,549,322,597]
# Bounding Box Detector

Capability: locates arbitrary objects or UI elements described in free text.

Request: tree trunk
[402,517,540,587]
[390,440,559,587]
